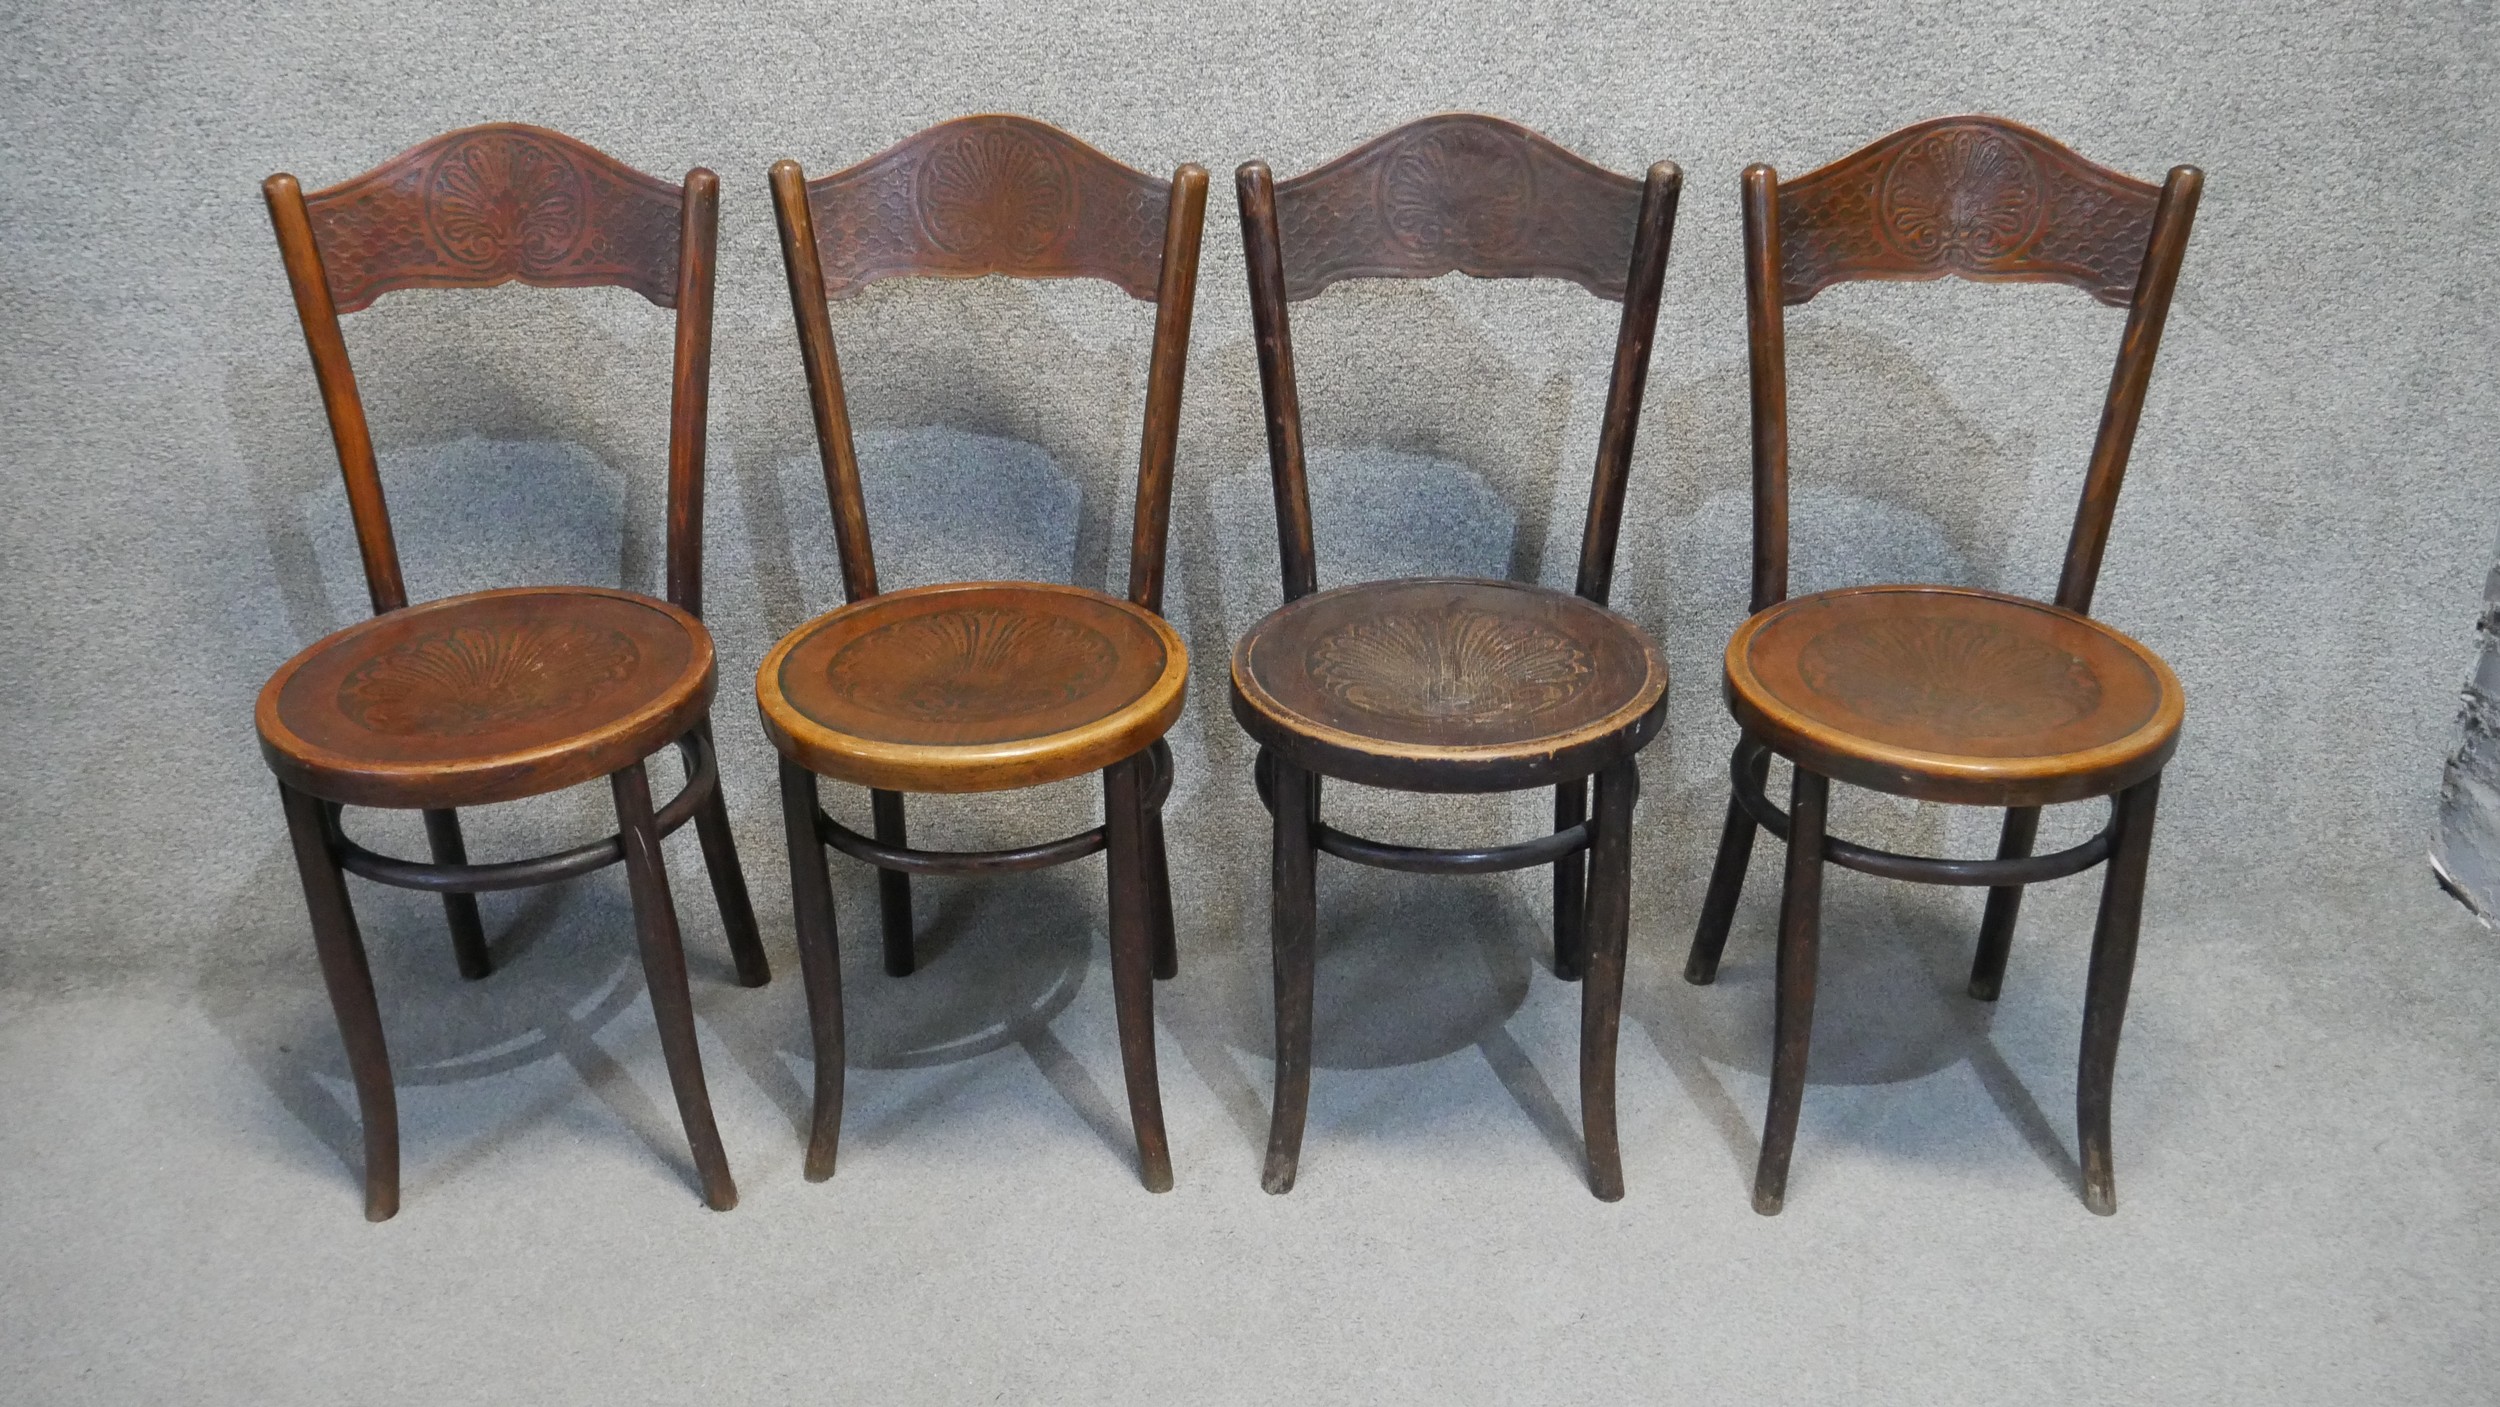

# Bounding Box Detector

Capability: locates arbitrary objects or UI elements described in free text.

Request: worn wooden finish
[1260,756,1319,1195]
[421,808,492,978]
[767,119,1205,1191]
[278,783,398,1221]
[1268,114,1646,302]
[1691,118,2198,1214]
[1103,752,1175,1191]
[260,127,762,1216]
[758,581,1190,793]
[1234,120,1679,1197]
[781,760,848,1183]
[259,586,718,810]
[613,760,738,1210]
[1578,758,1638,1201]
[1231,578,1668,794]
[2080,774,2160,1215]
[1724,585,2183,808]
[1753,766,1828,1216]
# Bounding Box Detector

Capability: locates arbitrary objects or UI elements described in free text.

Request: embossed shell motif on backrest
[803,115,1172,300]
[302,123,686,313]
[1775,116,2163,307]
[1271,113,1646,302]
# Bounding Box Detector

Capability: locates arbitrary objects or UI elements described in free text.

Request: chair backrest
[263,124,721,617]
[1743,115,2203,616]
[769,115,1210,615]
[1235,114,1682,608]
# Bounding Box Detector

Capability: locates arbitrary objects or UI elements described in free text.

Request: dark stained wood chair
[1233,115,1681,1200]
[764,116,1207,1192]
[258,124,768,1220]
[1680,116,2203,1215]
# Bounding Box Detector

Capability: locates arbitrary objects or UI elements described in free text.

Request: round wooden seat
[257,585,717,810]
[1230,577,1669,793]
[757,580,1189,793]
[1725,584,2184,808]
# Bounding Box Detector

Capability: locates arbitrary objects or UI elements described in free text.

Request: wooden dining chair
[764,116,1207,1192]
[1679,116,2203,1215]
[1232,115,1680,1200]
[259,124,768,1220]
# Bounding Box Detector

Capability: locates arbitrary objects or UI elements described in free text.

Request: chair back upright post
[1739,115,2204,618]
[768,114,1210,615]
[261,124,718,617]
[1234,114,1681,609]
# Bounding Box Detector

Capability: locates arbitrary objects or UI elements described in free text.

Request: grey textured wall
[3,1,2495,981]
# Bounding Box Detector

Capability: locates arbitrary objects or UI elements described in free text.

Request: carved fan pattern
[1379,125,1534,257]
[825,607,1120,724]
[303,124,683,312]
[1880,127,2043,262]
[1775,117,2162,307]
[1796,616,2101,738]
[1308,608,1595,726]
[915,126,1077,258]
[336,620,643,737]
[1272,113,1644,301]
[805,116,1169,300]
[425,131,589,269]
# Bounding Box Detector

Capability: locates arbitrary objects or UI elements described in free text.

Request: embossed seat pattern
[258,586,714,808]
[1726,584,2182,802]
[1232,578,1668,790]
[758,580,1189,792]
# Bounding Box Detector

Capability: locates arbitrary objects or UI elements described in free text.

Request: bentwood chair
[1680,116,2203,1215]
[259,125,768,1220]
[1233,115,1680,1200]
[764,116,1207,1192]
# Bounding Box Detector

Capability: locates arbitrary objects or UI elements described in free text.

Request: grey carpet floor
[3,850,2493,1404]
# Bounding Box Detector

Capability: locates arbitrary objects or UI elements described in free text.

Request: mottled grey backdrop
[3,1,2494,983]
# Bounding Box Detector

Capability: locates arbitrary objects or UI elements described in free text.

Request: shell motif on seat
[1230,578,1668,794]
[1724,585,2181,809]
[260,586,716,809]
[758,581,1188,794]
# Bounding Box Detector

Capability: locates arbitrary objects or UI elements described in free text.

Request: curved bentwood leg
[1686,740,1772,985]
[1145,740,1179,981]
[1103,752,1173,1192]
[1262,754,1319,1194]
[279,784,400,1221]
[1579,759,1639,1201]
[870,789,916,977]
[688,723,771,989]
[1968,806,2042,1001]
[1553,779,1590,981]
[2079,773,2160,1216]
[1754,766,1829,1215]
[611,760,737,1211]
[779,759,847,1182]
[421,808,492,980]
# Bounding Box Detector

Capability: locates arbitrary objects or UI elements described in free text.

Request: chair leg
[1579,758,1639,1201]
[611,760,737,1211]
[421,808,492,981]
[1145,763,1179,982]
[1968,806,2042,1001]
[1686,741,1770,986]
[279,784,399,1222]
[2079,774,2160,1216]
[870,789,916,977]
[1102,753,1173,1192]
[689,723,771,989]
[1553,779,1589,981]
[1754,766,1828,1216]
[1262,757,1319,1195]
[779,759,847,1183]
